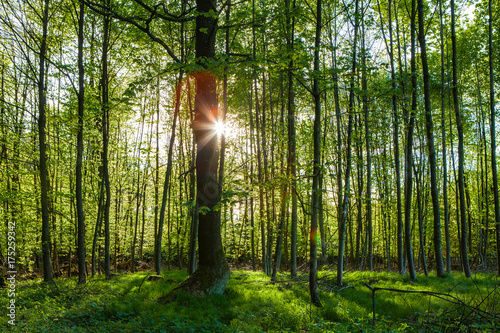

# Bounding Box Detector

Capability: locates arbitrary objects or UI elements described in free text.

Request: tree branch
[82,0,181,63]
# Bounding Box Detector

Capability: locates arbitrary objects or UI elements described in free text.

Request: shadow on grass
[1,269,497,332]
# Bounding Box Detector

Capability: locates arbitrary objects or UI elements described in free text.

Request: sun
[213,120,226,136]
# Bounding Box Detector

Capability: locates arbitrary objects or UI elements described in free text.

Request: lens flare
[214,121,225,136]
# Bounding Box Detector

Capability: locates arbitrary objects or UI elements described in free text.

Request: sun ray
[214,120,226,136]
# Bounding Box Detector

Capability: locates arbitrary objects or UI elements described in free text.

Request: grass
[1,269,499,332]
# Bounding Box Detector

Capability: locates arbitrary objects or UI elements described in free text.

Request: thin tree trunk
[439,0,451,274]
[309,0,322,307]
[131,115,144,273]
[361,18,373,272]
[218,0,230,194]
[39,0,53,283]
[328,1,344,273]
[383,0,403,276]
[101,2,111,279]
[254,80,267,274]
[476,67,489,267]
[187,78,199,275]
[154,77,160,269]
[76,2,86,284]
[285,0,298,278]
[263,73,273,276]
[379,149,392,271]
[417,0,445,277]
[249,87,257,271]
[338,0,359,286]
[356,117,364,270]
[92,180,104,276]
[405,0,417,280]
[414,157,428,276]
[139,180,147,261]
[155,72,183,275]
[488,0,500,276]
[450,0,471,277]
[272,78,288,280]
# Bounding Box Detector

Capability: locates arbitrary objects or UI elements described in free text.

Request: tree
[155,72,182,275]
[361,7,372,272]
[3,0,498,295]
[487,0,500,276]
[450,0,471,278]
[286,0,299,278]
[403,0,417,281]
[160,0,230,298]
[338,0,359,286]
[439,0,451,274]
[101,0,111,279]
[309,0,322,307]
[417,0,445,278]
[39,0,54,283]
[76,1,87,284]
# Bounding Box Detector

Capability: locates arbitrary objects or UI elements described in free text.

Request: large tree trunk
[160,0,229,301]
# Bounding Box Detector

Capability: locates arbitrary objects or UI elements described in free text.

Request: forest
[1,0,500,331]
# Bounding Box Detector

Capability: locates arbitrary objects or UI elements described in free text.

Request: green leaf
[199,206,211,215]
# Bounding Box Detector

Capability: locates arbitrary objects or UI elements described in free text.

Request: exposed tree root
[158,265,230,304]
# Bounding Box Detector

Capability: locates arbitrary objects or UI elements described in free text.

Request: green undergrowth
[1,269,499,332]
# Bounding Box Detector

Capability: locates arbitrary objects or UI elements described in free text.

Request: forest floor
[1,268,499,332]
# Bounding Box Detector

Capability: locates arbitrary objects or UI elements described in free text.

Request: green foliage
[1,270,498,332]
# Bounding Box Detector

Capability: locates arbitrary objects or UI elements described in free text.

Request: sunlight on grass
[0,269,498,332]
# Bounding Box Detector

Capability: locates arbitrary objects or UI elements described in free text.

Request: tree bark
[254,80,267,275]
[309,0,322,307]
[187,78,199,275]
[338,0,358,286]
[39,0,53,283]
[417,0,445,277]
[285,0,298,278]
[91,180,104,276]
[160,0,229,301]
[488,0,500,276]
[101,1,111,279]
[155,72,183,275]
[361,17,372,272]
[76,2,87,284]
[405,0,417,280]
[450,0,471,277]
[439,0,451,274]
